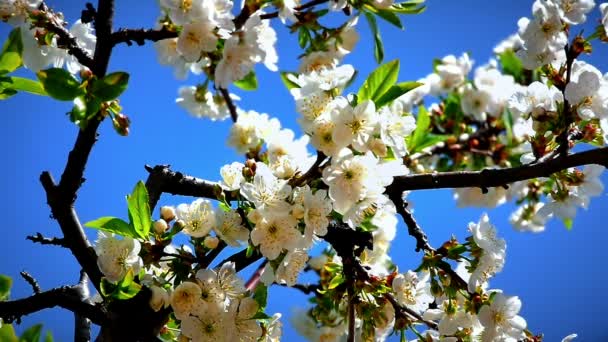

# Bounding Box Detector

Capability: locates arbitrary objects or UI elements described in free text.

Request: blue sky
[1,0,607,340]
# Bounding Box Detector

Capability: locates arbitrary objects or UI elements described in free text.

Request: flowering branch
[26,232,68,248]
[36,2,95,69]
[389,147,608,192]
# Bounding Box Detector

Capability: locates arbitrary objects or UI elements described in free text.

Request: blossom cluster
[6,0,608,340]
[0,0,95,73]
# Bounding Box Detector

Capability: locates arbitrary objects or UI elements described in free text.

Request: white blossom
[250,215,302,260]
[219,162,245,191]
[94,232,143,283]
[170,281,203,320]
[214,209,249,246]
[478,292,527,342]
[392,271,433,313]
[240,163,292,214]
[176,198,216,237]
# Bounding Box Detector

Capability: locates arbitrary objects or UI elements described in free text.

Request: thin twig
[199,241,227,269]
[26,232,68,248]
[219,87,238,123]
[289,151,327,187]
[388,193,433,253]
[20,271,41,294]
[245,259,268,291]
[384,293,438,330]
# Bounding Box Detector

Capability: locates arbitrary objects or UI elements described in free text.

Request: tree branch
[144,164,230,211]
[389,147,608,192]
[111,26,177,47]
[0,285,106,325]
[26,232,68,248]
[216,248,262,272]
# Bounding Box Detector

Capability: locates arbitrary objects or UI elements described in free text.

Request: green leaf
[412,133,449,152]
[44,332,53,342]
[84,216,136,238]
[36,68,83,101]
[502,109,514,144]
[357,59,399,103]
[127,181,151,240]
[498,50,523,82]
[91,72,129,101]
[0,28,23,74]
[246,244,255,258]
[250,312,271,320]
[375,81,422,107]
[563,218,573,230]
[115,269,142,300]
[279,72,299,90]
[0,274,12,301]
[377,9,403,28]
[390,1,426,14]
[328,274,345,289]
[298,27,311,48]
[19,324,42,342]
[408,105,431,152]
[0,86,17,99]
[233,70,258,91]
[0,77,47,96]
[253,284,268,311]
[364,12,384,64]
[0,324,18,342]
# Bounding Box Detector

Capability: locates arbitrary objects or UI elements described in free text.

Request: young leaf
[0,324,18,342]
[375,81,422,107]
[20,324,42,342]
[91,71,129,101]
[408,105,431,152]
[115,269,142,300]
[127,181,152,240]
[357,59,400,103]
[0,274,12,300]
[328,274,345,289]
[0,28,23,74]
[253,283,268,311]
[364,12,384,63]
[498,50,524,82]
[364,5,403,29]
[0,77,47,96]
[279,72,299,90]
[234,70,258,91]
[44,331,54,342]
[84,216,136,238]
[36,68,83,101]
[298,27,311,48]
[390,1,426,14]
